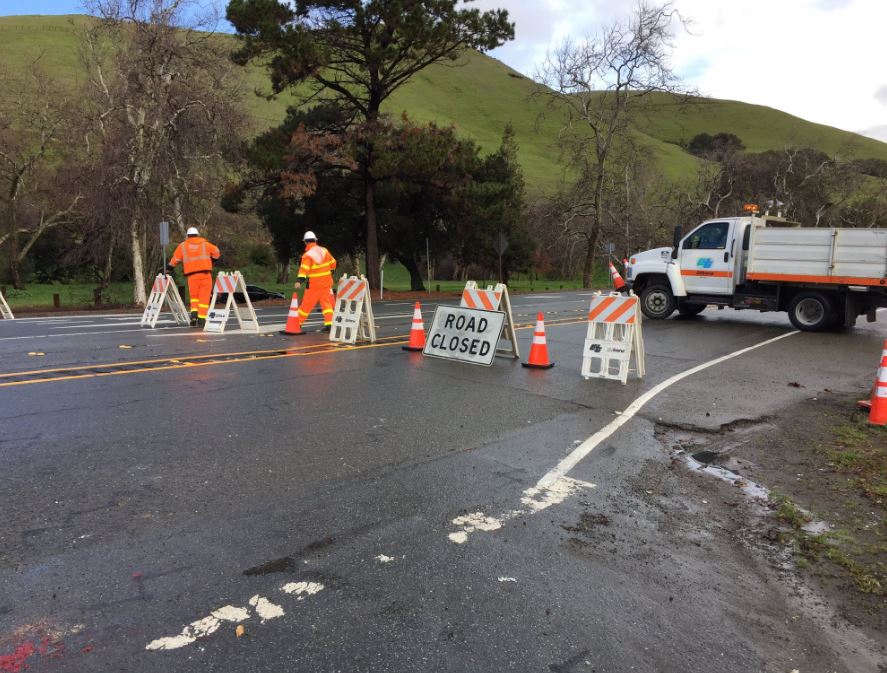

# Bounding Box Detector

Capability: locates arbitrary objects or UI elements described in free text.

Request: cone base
[402,345,424,352]
[280,329,306,336]
[857,399,872,410]
[522,361,554,369]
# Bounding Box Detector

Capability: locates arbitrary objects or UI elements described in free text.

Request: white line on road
[448,328,800,543]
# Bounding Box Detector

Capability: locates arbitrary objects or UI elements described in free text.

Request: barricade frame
[0,289,13,320]
[140,273,190,328]
[460,281,519,359]
[581,291,645,385]
[330,274,376,345]
[203,270,260,334]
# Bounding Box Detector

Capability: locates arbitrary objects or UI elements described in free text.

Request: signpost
[422,306,506,367]
[159,220,170,274]
[494,232,508,283]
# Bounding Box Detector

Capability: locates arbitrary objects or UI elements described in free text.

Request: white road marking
[249,595,285,622]
[497,577,517,582]
[146,582,325,652]
[145,604,249,651]
[375,554,394,563]
[448,329,800,544]
[281,581,325,599]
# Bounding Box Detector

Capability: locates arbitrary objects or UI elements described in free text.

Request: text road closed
[423,306,506,367]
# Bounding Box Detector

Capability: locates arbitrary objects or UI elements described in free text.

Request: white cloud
[474,0,887,138]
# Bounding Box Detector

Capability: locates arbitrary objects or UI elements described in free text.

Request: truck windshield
[684,222,729,250]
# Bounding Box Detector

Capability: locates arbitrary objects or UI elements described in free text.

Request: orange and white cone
[608,261,626,291]
[280,292,305,336]
[522,312,554,369]
[866,339,887,425]
[402,302,426,351]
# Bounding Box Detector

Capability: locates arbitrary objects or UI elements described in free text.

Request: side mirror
[671,225,682,259]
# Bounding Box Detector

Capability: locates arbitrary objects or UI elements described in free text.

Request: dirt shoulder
[661,392,886,648]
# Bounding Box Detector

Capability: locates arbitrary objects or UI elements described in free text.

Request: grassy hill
[3,14,887,193]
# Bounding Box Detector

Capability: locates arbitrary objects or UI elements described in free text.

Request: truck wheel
[640,283,676,320]
[677,303,706,318]
[787,292,835,332]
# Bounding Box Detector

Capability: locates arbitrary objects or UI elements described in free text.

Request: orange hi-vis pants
[187,271,213,319]
[298,282,334,327]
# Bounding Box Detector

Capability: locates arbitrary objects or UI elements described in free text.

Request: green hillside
[3,14,887,192]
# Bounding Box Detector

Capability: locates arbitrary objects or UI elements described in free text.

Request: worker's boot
[197,318,206,329]
[189,311,198,327]
[322,324,332,333]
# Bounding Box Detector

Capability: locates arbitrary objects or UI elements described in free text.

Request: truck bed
[747,227,887,287]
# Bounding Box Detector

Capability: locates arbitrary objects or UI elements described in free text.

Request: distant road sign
[423,306,505,367]
[159,221,170,246]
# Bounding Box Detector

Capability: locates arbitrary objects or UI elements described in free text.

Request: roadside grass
[770,414,886,596]
[3,262,610,310]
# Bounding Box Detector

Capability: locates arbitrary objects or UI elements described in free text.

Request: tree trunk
[276,260,290,284]
[6,199,22,289]
[365,176,380,289]
[168,181,187,236]
[401,256,425,291]
[130,208,147,306]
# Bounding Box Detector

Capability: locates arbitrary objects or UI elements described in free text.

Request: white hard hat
[186,227,199,236]
[303,230,317,241]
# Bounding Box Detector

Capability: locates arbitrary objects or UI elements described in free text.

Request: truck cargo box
[747,227,887,287]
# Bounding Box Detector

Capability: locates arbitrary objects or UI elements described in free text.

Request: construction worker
[294,231,336,331]
[167,227,220,327]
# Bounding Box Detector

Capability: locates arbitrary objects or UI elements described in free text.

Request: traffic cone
[608,261,626,291]
[522,312,554,369]
[402,302,426,351]
[866,339,887,425]
[280,293,305,336]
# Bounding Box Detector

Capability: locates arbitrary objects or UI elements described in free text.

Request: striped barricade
[0,288,13,320]
[458,281,519,359]
[204,271,260,334]
[331,275,376,344]
[581,292,645,385]
[140,273,189,328]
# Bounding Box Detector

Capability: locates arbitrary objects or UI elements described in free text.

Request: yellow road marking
[0,317,586,388]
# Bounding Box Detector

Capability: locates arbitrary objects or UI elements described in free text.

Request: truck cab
[626,214,887,331]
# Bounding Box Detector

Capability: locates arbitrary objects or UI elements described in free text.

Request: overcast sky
[3,0,885,141]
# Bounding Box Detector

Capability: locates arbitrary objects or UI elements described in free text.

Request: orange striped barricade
[581,291,646,385]
[140,273,190,328]
[459,281,519,359]
[330,275,376,345]
[0,288,14,320]
[203,271,260,334]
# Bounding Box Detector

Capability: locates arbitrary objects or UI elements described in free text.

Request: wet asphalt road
[1,293,885,672]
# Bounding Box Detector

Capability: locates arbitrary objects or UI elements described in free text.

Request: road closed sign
[423,306,506,367]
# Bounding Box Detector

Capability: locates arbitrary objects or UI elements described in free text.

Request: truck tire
[677,302,706,318]
[787,292,835,332]
[640,283,676,320]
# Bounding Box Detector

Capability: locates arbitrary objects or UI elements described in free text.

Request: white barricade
[330,275,376,344]
[0,289,13,320]
[204,271,260,333]
[581,291,645,385]
[459,281,519,359]
[140,273,190,328]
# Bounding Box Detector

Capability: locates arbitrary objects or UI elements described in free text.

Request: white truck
[625,214,887,331]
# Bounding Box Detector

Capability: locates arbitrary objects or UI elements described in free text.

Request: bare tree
[535,2,693,286]
[80,0,246,304]
[0,64,82,288]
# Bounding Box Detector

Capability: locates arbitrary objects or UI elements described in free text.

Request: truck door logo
[696,258,714,269]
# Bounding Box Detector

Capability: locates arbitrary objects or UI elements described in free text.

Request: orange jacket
[170,236,220,275]
[297,243,336,288]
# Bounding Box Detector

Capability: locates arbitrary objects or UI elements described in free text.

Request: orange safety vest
[297,243,336,287]
[170,236,220,275]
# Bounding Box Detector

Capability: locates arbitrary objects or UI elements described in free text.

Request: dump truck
[625,212,887,331]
